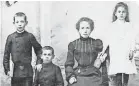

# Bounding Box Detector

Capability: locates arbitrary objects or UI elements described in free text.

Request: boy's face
[115,6,127,21]
[78,21,92,38]
[14,16,27,32]
[41,49,54,63]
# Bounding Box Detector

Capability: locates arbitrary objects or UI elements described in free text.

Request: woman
[65,17,108,86]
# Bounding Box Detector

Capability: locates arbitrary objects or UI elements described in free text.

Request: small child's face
[41,49,54,64]
[79,21,92,38]
[115,6,127,21]
[14,16,27,32]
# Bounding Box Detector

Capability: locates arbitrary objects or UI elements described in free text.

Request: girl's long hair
[112,2,130,22]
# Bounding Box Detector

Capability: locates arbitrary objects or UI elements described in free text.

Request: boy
[33,46,64,86]
[3,12,42,86]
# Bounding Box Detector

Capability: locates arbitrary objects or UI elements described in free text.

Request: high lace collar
[80,36,90,41]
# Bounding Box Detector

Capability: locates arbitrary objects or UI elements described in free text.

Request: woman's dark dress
[65,37,107,86]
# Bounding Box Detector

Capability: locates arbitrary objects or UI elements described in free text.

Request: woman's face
[79,21,92,38]
[115,6,127,21]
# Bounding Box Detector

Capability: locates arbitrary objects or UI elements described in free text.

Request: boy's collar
[16,30,25,33]
[43,62,53,66]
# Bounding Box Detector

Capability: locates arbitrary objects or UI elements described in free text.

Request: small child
[33,46,64,86]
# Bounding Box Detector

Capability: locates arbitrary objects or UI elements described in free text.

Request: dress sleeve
[30,33,42,64]
[95,39,103,52]
[3,35,12,75]
[56,66,64,86]
[65,42,75,82]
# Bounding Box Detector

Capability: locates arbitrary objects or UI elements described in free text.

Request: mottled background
[1,1,139,86]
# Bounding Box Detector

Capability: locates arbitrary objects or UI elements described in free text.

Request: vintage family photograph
[1,1,139,86]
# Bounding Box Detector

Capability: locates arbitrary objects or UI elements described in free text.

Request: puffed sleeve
[3,35,12,75]
[95,39,103,52]
[65,42,75,82]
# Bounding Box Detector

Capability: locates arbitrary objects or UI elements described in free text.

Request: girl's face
[115,6,127,21]
[79,21,92,38]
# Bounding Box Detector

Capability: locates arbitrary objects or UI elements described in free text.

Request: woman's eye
[122,11,126,13]
[48,54,51,56]
[81,27,84,29]
[86,27,89,29]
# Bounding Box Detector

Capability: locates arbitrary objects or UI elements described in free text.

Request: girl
[65,17,108,86]
[103,2,137,86]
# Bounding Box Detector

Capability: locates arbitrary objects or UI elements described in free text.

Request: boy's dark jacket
[33,62,64,86]
[3,31,42,77]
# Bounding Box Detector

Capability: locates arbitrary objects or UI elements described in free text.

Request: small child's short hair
[76,17,94,31]
[42,46,54,55]
[13,12,27,22]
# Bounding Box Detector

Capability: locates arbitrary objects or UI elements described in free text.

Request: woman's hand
[69,77,77,84]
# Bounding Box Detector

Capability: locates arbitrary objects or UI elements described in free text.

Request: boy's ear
[25,21,28,25]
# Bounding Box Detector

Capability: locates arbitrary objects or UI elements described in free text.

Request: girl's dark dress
[65,37,106,86]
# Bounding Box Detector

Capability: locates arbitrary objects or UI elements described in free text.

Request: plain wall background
[1,1,139,86]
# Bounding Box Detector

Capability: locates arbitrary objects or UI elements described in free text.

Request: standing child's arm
[3,35,12,75]
[55,66,64,86]
[30,33,42,64]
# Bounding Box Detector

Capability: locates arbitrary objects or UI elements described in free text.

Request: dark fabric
[11,77,33,86]
[3,31,42,76]
[74,65,101,77]
[13,62,33,77]
[101,46,110,86]
[116,73,129,86]
[68,76,102,86]
[33,62,64,86]
[65,37,106,85]
[110,73,129,86]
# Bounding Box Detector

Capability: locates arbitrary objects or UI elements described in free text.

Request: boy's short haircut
[13,12,27,22]
[42,46,54,55]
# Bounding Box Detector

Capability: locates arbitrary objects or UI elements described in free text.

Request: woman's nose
[84,29,87,33]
